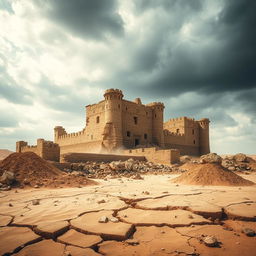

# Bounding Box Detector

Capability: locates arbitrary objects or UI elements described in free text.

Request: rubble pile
[63,158,181,179]
[221,153,256,172]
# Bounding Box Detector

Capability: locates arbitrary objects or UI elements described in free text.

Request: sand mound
[172,163,254,186]
[0,152,96,188]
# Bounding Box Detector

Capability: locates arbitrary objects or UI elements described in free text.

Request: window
[193,140,196,144]
[86,118,89,125]
[144,133,147,140]
[176,129,180,133]
[118,104,120,109]
[155,114,157,118]
[127,131,131,137]
[96,116,100,123]
[91,135,93,140]
[134,116,138,124]
[192,129,194,135]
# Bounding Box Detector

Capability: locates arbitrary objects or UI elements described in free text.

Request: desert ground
[0,153,256,255]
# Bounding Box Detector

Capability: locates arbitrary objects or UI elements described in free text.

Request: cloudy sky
[0,0,255,154]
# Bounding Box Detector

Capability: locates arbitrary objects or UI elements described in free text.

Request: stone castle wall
[60,152,146,163]
[123,147,180,164]
[16,139,60,161]
[16,88,210,164]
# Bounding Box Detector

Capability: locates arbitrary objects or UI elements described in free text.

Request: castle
[16,89,210,164]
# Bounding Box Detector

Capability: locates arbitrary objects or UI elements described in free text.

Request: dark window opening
[193,140,196,144]
[155,114,157,118]
[86,118,89,125]
[192,129,194,135]
[135,138,140,147]
[118,104,120,109]
[96,116,100,123]
[127,131,131,137]
[176,129,180,133]
[134,116,138,124]
[144,133,147,140]
[126,107,128,111]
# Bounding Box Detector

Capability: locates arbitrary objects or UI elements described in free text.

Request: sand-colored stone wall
[122,100,153,148]
[59,141,103,155]
[16,139,60,161]
[123,147,180,164]
[61,152,146,163]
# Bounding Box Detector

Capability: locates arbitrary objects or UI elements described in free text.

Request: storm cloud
[0,0,255,154]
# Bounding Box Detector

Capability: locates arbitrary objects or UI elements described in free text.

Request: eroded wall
[123,147,180,164]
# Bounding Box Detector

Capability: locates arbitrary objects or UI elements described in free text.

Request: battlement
[146,102,165,109]
[104,88,123,100]
[16,139,60,161]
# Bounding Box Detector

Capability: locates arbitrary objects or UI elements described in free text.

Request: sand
[172,163,254,186]
[1,174,256,255]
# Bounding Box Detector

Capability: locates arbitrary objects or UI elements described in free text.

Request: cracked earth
[0,174,256,256]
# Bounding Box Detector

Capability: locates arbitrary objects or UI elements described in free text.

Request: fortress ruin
[16,89,210,164]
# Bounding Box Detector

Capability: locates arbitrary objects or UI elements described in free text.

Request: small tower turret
[147,102,165,147]
[102,89,123,151]
[198,118,210,155]
[54,126,66,143]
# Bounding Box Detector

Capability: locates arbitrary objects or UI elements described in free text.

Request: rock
[228,166,236,171]
[0,171,15,185]
[234,153,247,162]
[132,173,143,180]
[99,216,109,223]
[242,228,255,237]
[180,155,191,163]
[203,235,218,247]
[200,153,222,164]
[110,217,119,223]
[32,199,40,205]
[97,199,106,204]
[126,239,139,245]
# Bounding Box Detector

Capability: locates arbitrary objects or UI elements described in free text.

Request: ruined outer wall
[59,141,103,155]
[16,139,60,161]
[123,147,180,164]
[122,100,153,148]
[60,152,146,163]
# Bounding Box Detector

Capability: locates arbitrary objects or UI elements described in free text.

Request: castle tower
[148,102,165,147]
[54,126,66,143]
[198,118,210,155]
[102,89,123,151]
[16,141,27,153]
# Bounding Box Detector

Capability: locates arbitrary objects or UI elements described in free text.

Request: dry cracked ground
[0,174,256,256]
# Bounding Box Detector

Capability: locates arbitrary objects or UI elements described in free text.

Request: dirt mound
[172,163,254,186]
[0,152,96,188]
[0,149,14,161]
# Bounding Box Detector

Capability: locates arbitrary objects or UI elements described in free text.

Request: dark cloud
[116,0,256,99]
[45,0,124,40]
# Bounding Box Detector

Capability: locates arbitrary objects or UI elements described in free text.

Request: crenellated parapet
[104,88,123,100]
[16,139,60,161]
